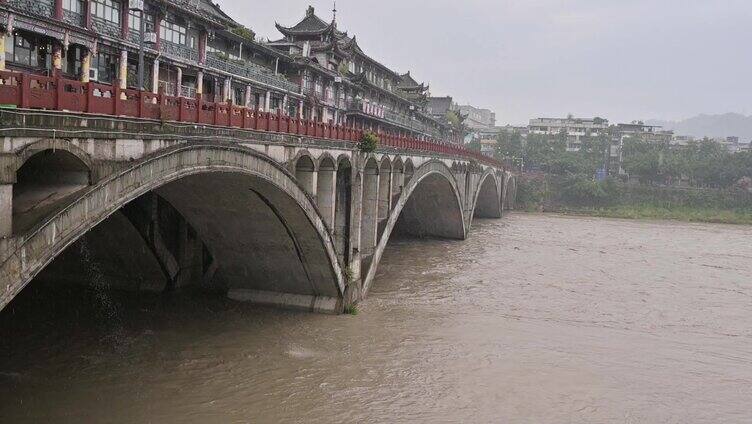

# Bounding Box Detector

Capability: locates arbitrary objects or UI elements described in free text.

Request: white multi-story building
[528,116,609,151]
[458,104,496,130]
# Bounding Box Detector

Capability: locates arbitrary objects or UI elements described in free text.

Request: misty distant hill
[646,113,752,140]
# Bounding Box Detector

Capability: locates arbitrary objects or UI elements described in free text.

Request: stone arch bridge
[0,110,516,314]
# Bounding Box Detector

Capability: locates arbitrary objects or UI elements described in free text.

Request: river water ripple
[1,213,751,423]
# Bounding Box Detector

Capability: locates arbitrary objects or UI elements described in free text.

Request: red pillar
[54,0,63,20]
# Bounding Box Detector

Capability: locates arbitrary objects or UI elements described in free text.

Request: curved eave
[275,21,336,37]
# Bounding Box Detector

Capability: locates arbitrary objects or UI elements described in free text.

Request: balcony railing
[180,85,196,99]
[0,69,500,167]
[347,100,440,137]
[127,31,141,45]
[160,41,199,63]
[206,53,299,94]
[62,9,84,26]
[91,18,122,39]
[6,0,54,17]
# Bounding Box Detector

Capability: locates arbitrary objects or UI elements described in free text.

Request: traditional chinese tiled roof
[193,0,237,26]
[275,6,336,36]
[427,96,454,116]
[399,71,428,92]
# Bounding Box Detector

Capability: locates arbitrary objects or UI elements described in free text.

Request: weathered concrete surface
[0,109,517,314]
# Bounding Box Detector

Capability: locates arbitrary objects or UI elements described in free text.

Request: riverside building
[268,6,456,141]
[0,2,459,141]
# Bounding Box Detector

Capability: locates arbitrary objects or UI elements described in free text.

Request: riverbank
[523,205,752,225]
[517,174,752,225]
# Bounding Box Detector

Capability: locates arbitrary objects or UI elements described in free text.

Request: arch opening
[13,149,91,235]
[1,146,344,315]
[294,155,316,196]
[391,158,404,210]
[393,172,466,240]
[377,158,392,239]
[360,158,379,259]
[317,157,336,229]
[334,158,352,265]
[474,175,502,219]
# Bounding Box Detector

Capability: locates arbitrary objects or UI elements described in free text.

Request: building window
[92,50,117,83]
[63,0,84,14]
[90,0,121,24]
[314,80,323,96]
[63,45,85,77]
[4,32,51,69]
[129,10,154,33]
[160,20,187,45]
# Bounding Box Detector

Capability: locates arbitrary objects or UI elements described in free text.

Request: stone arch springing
[0,144,345,314]
[361,160,466,296]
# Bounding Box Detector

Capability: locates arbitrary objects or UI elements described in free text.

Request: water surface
[1,213,751,423]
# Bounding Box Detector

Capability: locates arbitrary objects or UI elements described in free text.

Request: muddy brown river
[1,213,751,423]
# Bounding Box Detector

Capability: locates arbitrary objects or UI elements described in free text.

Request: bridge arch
[333,155,353,264]
[294,153,317,196]
[361,159,466,296]
[0,143,345,314]
[12,142,94,236]
[13,139,94,176]
[472,168,502,219]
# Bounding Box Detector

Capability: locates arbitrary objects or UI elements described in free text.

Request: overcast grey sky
[219,0,751,125]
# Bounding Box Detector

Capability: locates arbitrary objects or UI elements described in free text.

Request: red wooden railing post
[19,73,30,108]
[196,96,203,124]
[113,82,121,116]
[138,90,145,118]
[86,82,95,113]
[178,97,185,122]
[55,73,64,110]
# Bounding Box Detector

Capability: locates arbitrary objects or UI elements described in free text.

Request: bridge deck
[0,69,500,168]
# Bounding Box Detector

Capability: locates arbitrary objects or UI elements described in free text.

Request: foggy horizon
[219,0,752,126]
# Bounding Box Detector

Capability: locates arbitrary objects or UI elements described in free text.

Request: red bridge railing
[0,70,502,167]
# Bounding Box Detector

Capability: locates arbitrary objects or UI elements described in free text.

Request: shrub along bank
[517,174,752,225]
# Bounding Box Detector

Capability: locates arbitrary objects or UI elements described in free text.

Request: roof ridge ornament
[306,5,315,17]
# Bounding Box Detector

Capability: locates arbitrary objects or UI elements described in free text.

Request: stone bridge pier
[0,111,516,314]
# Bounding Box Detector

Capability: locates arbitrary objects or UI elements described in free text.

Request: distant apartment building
[497,125,529,138]
[457,104,496,130]
[671,135,695,147]
[528,116,609,151]
[608,123,674,175]
[671,135,750,153]
[717,136,751,153]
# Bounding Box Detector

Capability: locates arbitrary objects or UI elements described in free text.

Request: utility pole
[129,0,146,90]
